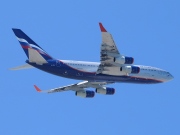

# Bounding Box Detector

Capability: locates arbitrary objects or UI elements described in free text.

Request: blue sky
[0,0,179,135]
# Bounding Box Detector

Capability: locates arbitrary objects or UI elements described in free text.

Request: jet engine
[75,90,95,98]
[95,87,115,95]
[120,66,140,74]
[114,56,134,64]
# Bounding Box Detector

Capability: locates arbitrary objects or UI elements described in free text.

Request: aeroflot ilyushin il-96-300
[11,23,173,98]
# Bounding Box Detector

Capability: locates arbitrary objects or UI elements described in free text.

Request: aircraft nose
[167,73,174,81]
[170,74,174,80]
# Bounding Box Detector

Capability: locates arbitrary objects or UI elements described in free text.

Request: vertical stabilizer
[12,28,53,61]
[28,48,47,64]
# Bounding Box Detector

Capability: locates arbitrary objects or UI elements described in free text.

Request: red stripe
[130,76,163,83]
[21,45,30,49]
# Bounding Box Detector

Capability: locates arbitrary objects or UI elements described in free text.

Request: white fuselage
[61,60,173,83]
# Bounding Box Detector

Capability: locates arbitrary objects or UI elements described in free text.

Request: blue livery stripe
[12,28,53,60]
[12,28,40,47]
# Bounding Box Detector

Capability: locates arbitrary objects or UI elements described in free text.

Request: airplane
[11,23,173,98]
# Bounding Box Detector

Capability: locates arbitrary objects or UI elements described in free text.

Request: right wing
[99,22,120,61]
[97,23,127,76]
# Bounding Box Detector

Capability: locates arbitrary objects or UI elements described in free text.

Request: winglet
[99,23,107,32]
[34,85,42,92]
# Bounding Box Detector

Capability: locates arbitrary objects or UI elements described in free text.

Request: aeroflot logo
[17,37,47,55]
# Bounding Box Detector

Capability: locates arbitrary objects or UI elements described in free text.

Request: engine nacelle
[95,87,115,95]
[120,66,140,74]
[114,56,134,64]
[75,90,95,98]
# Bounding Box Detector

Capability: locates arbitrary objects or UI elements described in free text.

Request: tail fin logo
[17,37,52,60]
[12,28,53,60]
[17,37,46,54]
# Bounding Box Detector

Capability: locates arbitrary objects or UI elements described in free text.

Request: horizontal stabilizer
[10,64,34,70]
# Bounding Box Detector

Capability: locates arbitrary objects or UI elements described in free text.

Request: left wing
[34,81,114,95]
[34,81,89,93]
[34,81,113,93]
